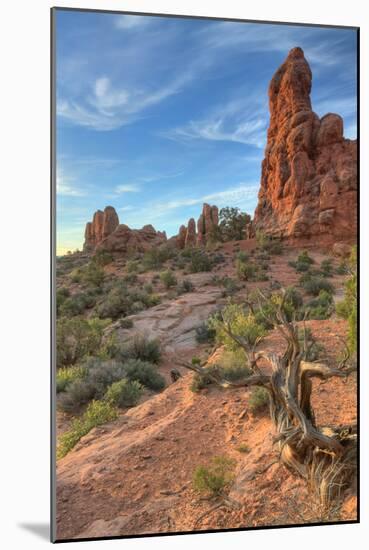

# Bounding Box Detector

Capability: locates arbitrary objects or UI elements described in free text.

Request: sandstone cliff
[176,203,219,249]
[254,47,357,241]
[83,207,167,254]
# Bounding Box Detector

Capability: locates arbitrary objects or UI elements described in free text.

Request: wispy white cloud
[57,73,187,131]
[115,15,153,30]
[56,170,85,197]
[115,183,141,194]
[119,205,135,212]
[163,95,267,148]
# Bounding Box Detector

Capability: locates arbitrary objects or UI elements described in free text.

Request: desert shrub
[216,349,252,381]
[192,456,236,496]
[123,273,138,284]
[195,321,216,344]
[57,400,118,459]
[59,291,97,317]
[124,358,165,390]
[188,250,213,273]
[56,365,87,393]
[178,279,194,293]
[221,277,239,297]
[117,334,161,364]
[253,287,304,327]
[56,287,70,313]
[57,359,126,412]
[336,261,348,275]
[96,281,160,320]
[104,379,143,408]
[56,317,109,368]
[190,372,213,392]
[236,259,257,281]
[143,283,153,293]
[143,245,174,270]
[92,250,113,267]
[305,289,334,320]
[126,260,139,273]
[248,387,269,413]
[237,251,249,262]
[210,304,266,352]
[256,231,283,255]
[160,270,177,289]
[320,259,333,277]
[236,443,250,453]
[119,318,134,329]
[57,379,96,412]
[290,250,315,273]
[301,276,334,296]
[336,246,357,355]
[219,207,251,241]
[80,263,105,287]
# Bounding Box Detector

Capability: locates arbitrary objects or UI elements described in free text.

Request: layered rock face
[176,203,219,249]
[254,47,357,241]
[83,207,166,254]
[84,207,119,251]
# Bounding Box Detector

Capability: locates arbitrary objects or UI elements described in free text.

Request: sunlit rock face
[254,47,357,241]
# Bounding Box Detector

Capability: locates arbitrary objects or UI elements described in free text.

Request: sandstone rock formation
[83,206,166,254]
[84,207,118,251]
[184,218,197,248]
[176,203,220,248]
[197,203,219,245]
[254,47,357,241]
[177,225,187,249]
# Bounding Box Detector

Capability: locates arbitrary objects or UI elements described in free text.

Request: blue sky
[55,10,357,254]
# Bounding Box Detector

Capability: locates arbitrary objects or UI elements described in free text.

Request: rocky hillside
[254,47,357,241]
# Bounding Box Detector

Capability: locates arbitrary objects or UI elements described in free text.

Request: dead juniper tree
[178,290,357,510]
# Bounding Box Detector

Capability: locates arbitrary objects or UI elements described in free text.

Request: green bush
[56,317,109,368]
[236,443,250,453]
[301,276,334,296]
[56,287,70,313]
[124,359,165,390]
[57,359,126,412]
[188,250,213,273]
[160,270,177,288]
[117,334,161,364]
[195,321,216,344]
[57,400,118,459]
[56,365,87,393]
[92,250,113,267]
[178,279,194,293]
[320,259,333,277]
[123,273,138,284]
[96,281,160,320]
[59,290,97,317]
[104,379,143,408]
[236,259,257,281]
[336,246,357,355]
[248,387,269,413]
[79,263,105,287]
[143,246,174,270]
[256,231,283,255]
[216,349,252,381]
[305,289,334,320]
[210,304,266,352]
[190,371,213,392]
[193,456,236,496]
[119,318,134,329]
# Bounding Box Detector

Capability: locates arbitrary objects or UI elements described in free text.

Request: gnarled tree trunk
[178,292,356,509]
